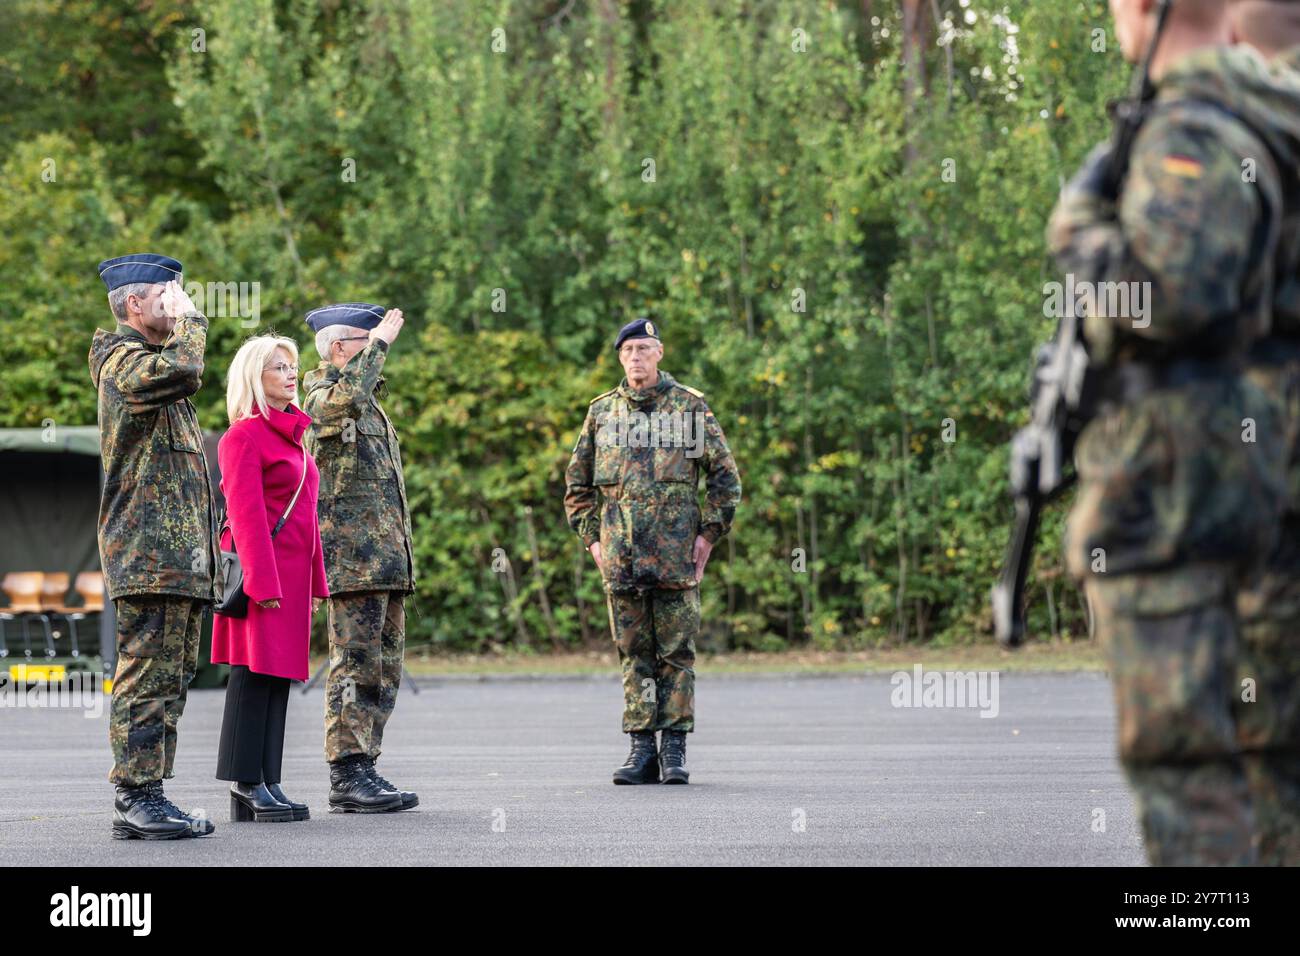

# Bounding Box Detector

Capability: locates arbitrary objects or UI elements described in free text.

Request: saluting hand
[370,309,405,346]
[158,280,197,319]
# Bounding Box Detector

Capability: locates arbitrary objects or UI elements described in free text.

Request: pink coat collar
[262,403,312,444]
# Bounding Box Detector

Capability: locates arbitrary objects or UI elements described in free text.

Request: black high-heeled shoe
[230,782,293,822]
[265,782,310,821]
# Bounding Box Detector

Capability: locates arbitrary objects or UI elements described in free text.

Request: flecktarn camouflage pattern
[565,370,740,732]
[303,339,414,765]
[1049,47,1296,866]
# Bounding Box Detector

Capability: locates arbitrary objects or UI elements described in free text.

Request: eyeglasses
[619,343,660,356]
[264,363,298,375]
[336,336,370,344]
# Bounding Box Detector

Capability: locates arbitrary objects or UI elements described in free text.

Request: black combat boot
[612,731,660,785]
[362,757,418,809]
[112,784,193,840]
[265,783,310,821]
[328,755,404,813]
[230,782,294,822]
[659,730,689,784]
[144,780,215,835]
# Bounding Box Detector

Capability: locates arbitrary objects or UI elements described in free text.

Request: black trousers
[215,665,291,784]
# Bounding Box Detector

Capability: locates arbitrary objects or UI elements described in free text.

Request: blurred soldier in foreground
[1048,0,1290,864]
[90,253,218,840]
[1225,0,1300,864]
[564,318,741,785]
[303,304,417,813]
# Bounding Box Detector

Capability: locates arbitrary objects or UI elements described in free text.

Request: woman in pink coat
[212,334,328,823]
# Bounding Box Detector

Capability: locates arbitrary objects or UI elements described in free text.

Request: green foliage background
[0,0,1126,651]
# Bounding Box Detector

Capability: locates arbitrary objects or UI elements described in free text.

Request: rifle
[990,0,1172,647]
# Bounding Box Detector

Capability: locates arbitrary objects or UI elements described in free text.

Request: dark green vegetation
[0,1,1124,650]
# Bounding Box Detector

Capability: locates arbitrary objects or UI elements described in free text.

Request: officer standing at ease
[565,319,741,785]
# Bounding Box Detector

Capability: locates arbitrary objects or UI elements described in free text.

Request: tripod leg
[301,657,331,694]
[402,663,419,694]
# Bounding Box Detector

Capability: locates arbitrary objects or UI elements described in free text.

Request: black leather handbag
[214,446,307,618]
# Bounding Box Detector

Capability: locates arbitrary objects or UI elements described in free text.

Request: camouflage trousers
[1087,565,1257,866]
[1236,517,1300,866]
[324,591,405,763]
[606,585,698,733]
[108,596,204,787]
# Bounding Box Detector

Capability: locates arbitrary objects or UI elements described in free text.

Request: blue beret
[97,253,182,292]
[305,302,385,332]
[614,317,661,350]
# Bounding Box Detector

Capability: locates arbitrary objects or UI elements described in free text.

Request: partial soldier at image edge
[1048,0,1292,865]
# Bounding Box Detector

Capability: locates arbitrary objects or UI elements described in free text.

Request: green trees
[0,0,1126,650]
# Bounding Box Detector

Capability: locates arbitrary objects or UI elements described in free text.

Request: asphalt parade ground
[0,673,1145,866]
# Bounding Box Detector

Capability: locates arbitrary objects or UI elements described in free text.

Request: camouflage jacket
[302,340,415,594]
[88,315,218,601]
[564,370,741,592]
[1048,47,1287,366]
[1047,48,1289,578]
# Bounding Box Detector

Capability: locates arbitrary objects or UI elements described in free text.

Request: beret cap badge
[613,317,662,350]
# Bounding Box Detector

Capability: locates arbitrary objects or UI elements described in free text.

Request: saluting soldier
[302,303,418,813]
[90,253,218,840]
[564,318,741,785]
[1048,0,1290,864]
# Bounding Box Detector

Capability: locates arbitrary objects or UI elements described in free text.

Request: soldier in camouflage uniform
[302,303,417,813]
[564,318,741,785]
[89,253,219,840]
[1048,0,1291,865]
[1224,0,1300,864]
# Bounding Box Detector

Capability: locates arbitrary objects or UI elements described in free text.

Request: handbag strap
[271,446,309,538]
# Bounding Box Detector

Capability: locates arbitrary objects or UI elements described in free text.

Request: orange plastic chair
[76,572,105,612]
[1,572,53,660]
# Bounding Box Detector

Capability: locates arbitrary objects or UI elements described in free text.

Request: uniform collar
[618,369,674,406]
[115,322,159,349]
[1155,45,1230,97]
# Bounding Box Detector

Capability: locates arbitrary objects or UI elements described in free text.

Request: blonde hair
[226,334,299,424]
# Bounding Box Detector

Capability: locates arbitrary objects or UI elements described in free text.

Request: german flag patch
[1161,154,1203,179]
